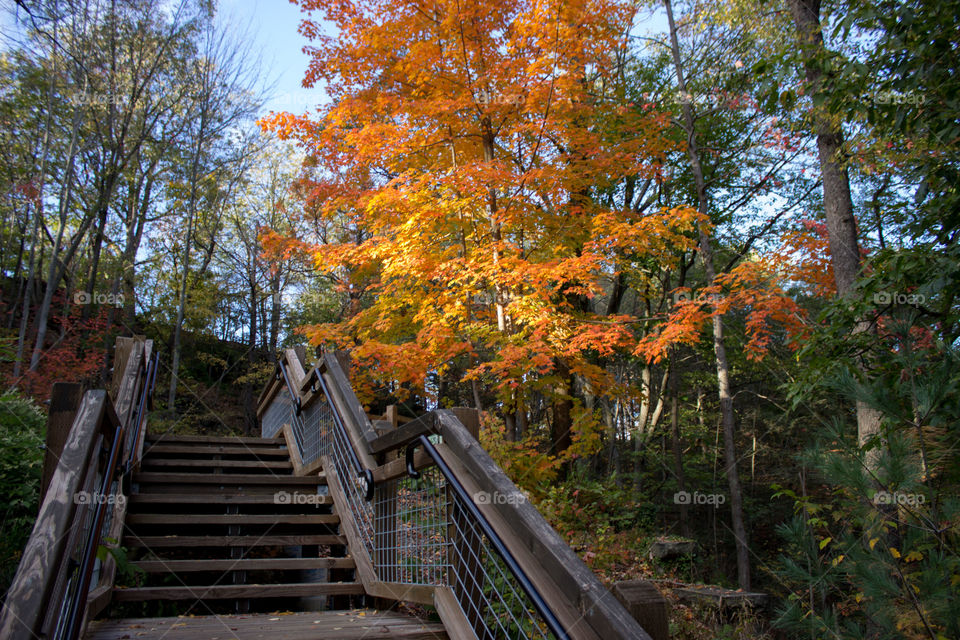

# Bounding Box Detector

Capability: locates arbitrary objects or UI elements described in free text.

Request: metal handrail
[60,345,157,640]
[407,434,570,639]
[276,357,374,500]
[268,350,569,638]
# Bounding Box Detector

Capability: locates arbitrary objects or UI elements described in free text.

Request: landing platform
[85,610,448,640]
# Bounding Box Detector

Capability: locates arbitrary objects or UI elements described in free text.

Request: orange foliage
[261,0,703,400]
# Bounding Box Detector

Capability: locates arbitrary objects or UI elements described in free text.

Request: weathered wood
[126,513,339,525]
[385,404,399,428]
[131,557,355,572]
[146,434,286,445]
[610,581,670,640]
[111,582,363,602]
[450,407,480,441]
[109,336,134,399]
[41,382,83,502]
[434,586,480,640]
[435,410,652,640]
[132,472,325,485]
[130,339,153,468]
[128,493,332,505]
[369,412,438,455]
[124,534,345,548]
[322,354,380,445]
[673,585,768,609]
[142,458,292,469]
[143,443,289,456]
[373,449,434,483]
[85,611,448,640]
[0,391,109,640]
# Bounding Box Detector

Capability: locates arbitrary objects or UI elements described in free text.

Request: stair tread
[124,534,345,547]
[146,434,286,445]
[126,513,338,525]
[131,557,355,572]
[142,458,293,469]
[133,472,324,484]
[85,611,448,639]
[128,493,333,505]
[144,444,289,457]
[111,582,363,601]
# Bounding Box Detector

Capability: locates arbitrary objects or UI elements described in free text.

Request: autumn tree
[262,0,703,457]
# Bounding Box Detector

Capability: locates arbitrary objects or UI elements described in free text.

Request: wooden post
[385,405,399,428]
[41,383,83,503]
[450,408,480,441]
[334,350,352,378]
[610,580,669,640]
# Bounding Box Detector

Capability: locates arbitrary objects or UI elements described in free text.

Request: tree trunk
[664,0,751,589]
[788,0,883,467]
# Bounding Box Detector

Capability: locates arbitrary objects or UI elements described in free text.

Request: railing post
[41,382,83,503]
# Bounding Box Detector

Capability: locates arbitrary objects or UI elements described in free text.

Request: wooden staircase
[104,433,364,615]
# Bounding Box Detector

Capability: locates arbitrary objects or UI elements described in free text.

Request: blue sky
[218,0,324,115]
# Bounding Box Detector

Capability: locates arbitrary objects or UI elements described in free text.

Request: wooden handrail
[0,337,156,640]
[258,348,652,640]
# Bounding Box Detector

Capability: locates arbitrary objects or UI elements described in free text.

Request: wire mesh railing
[263,350,653,639]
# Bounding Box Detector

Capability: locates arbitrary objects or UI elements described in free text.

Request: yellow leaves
[869,537,879,550]
[819,536,832,550]
[889,547,902,559]
[904,550,923,563]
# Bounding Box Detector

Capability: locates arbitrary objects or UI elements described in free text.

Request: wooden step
[131,557,355,573]
[128,493,333,505]
[110,581,363,602]
[85,611,448,639]
[142,458,293,469]
[126,513,339,525]
[124,534,346,548]
[146,434,286,445]
[144,444,289,457]
[133,472,324,485]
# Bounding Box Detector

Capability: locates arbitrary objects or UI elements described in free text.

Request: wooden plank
[373,449,434,484]
[132,472,325,485]
[142,458,292,469]
[0,391,108,640]
[124,534,345,548]
[41,382,83,502]
[450,408,480,441]
[282,422,306,474]
[369,413,437,455]
[127,493,332,505]
[322,354,380,447]
[131,557,355,572]
[435,411,650,640]
[143,444,289,456]
[434,586,480,640]
[126,513,339,525]
[111,582,364,602]
[86,611,448,640]
[611,581,669,640]
[130,339,153,469]
[145,434,286,445]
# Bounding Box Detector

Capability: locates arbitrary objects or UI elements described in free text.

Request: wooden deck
[84,610,448,640]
